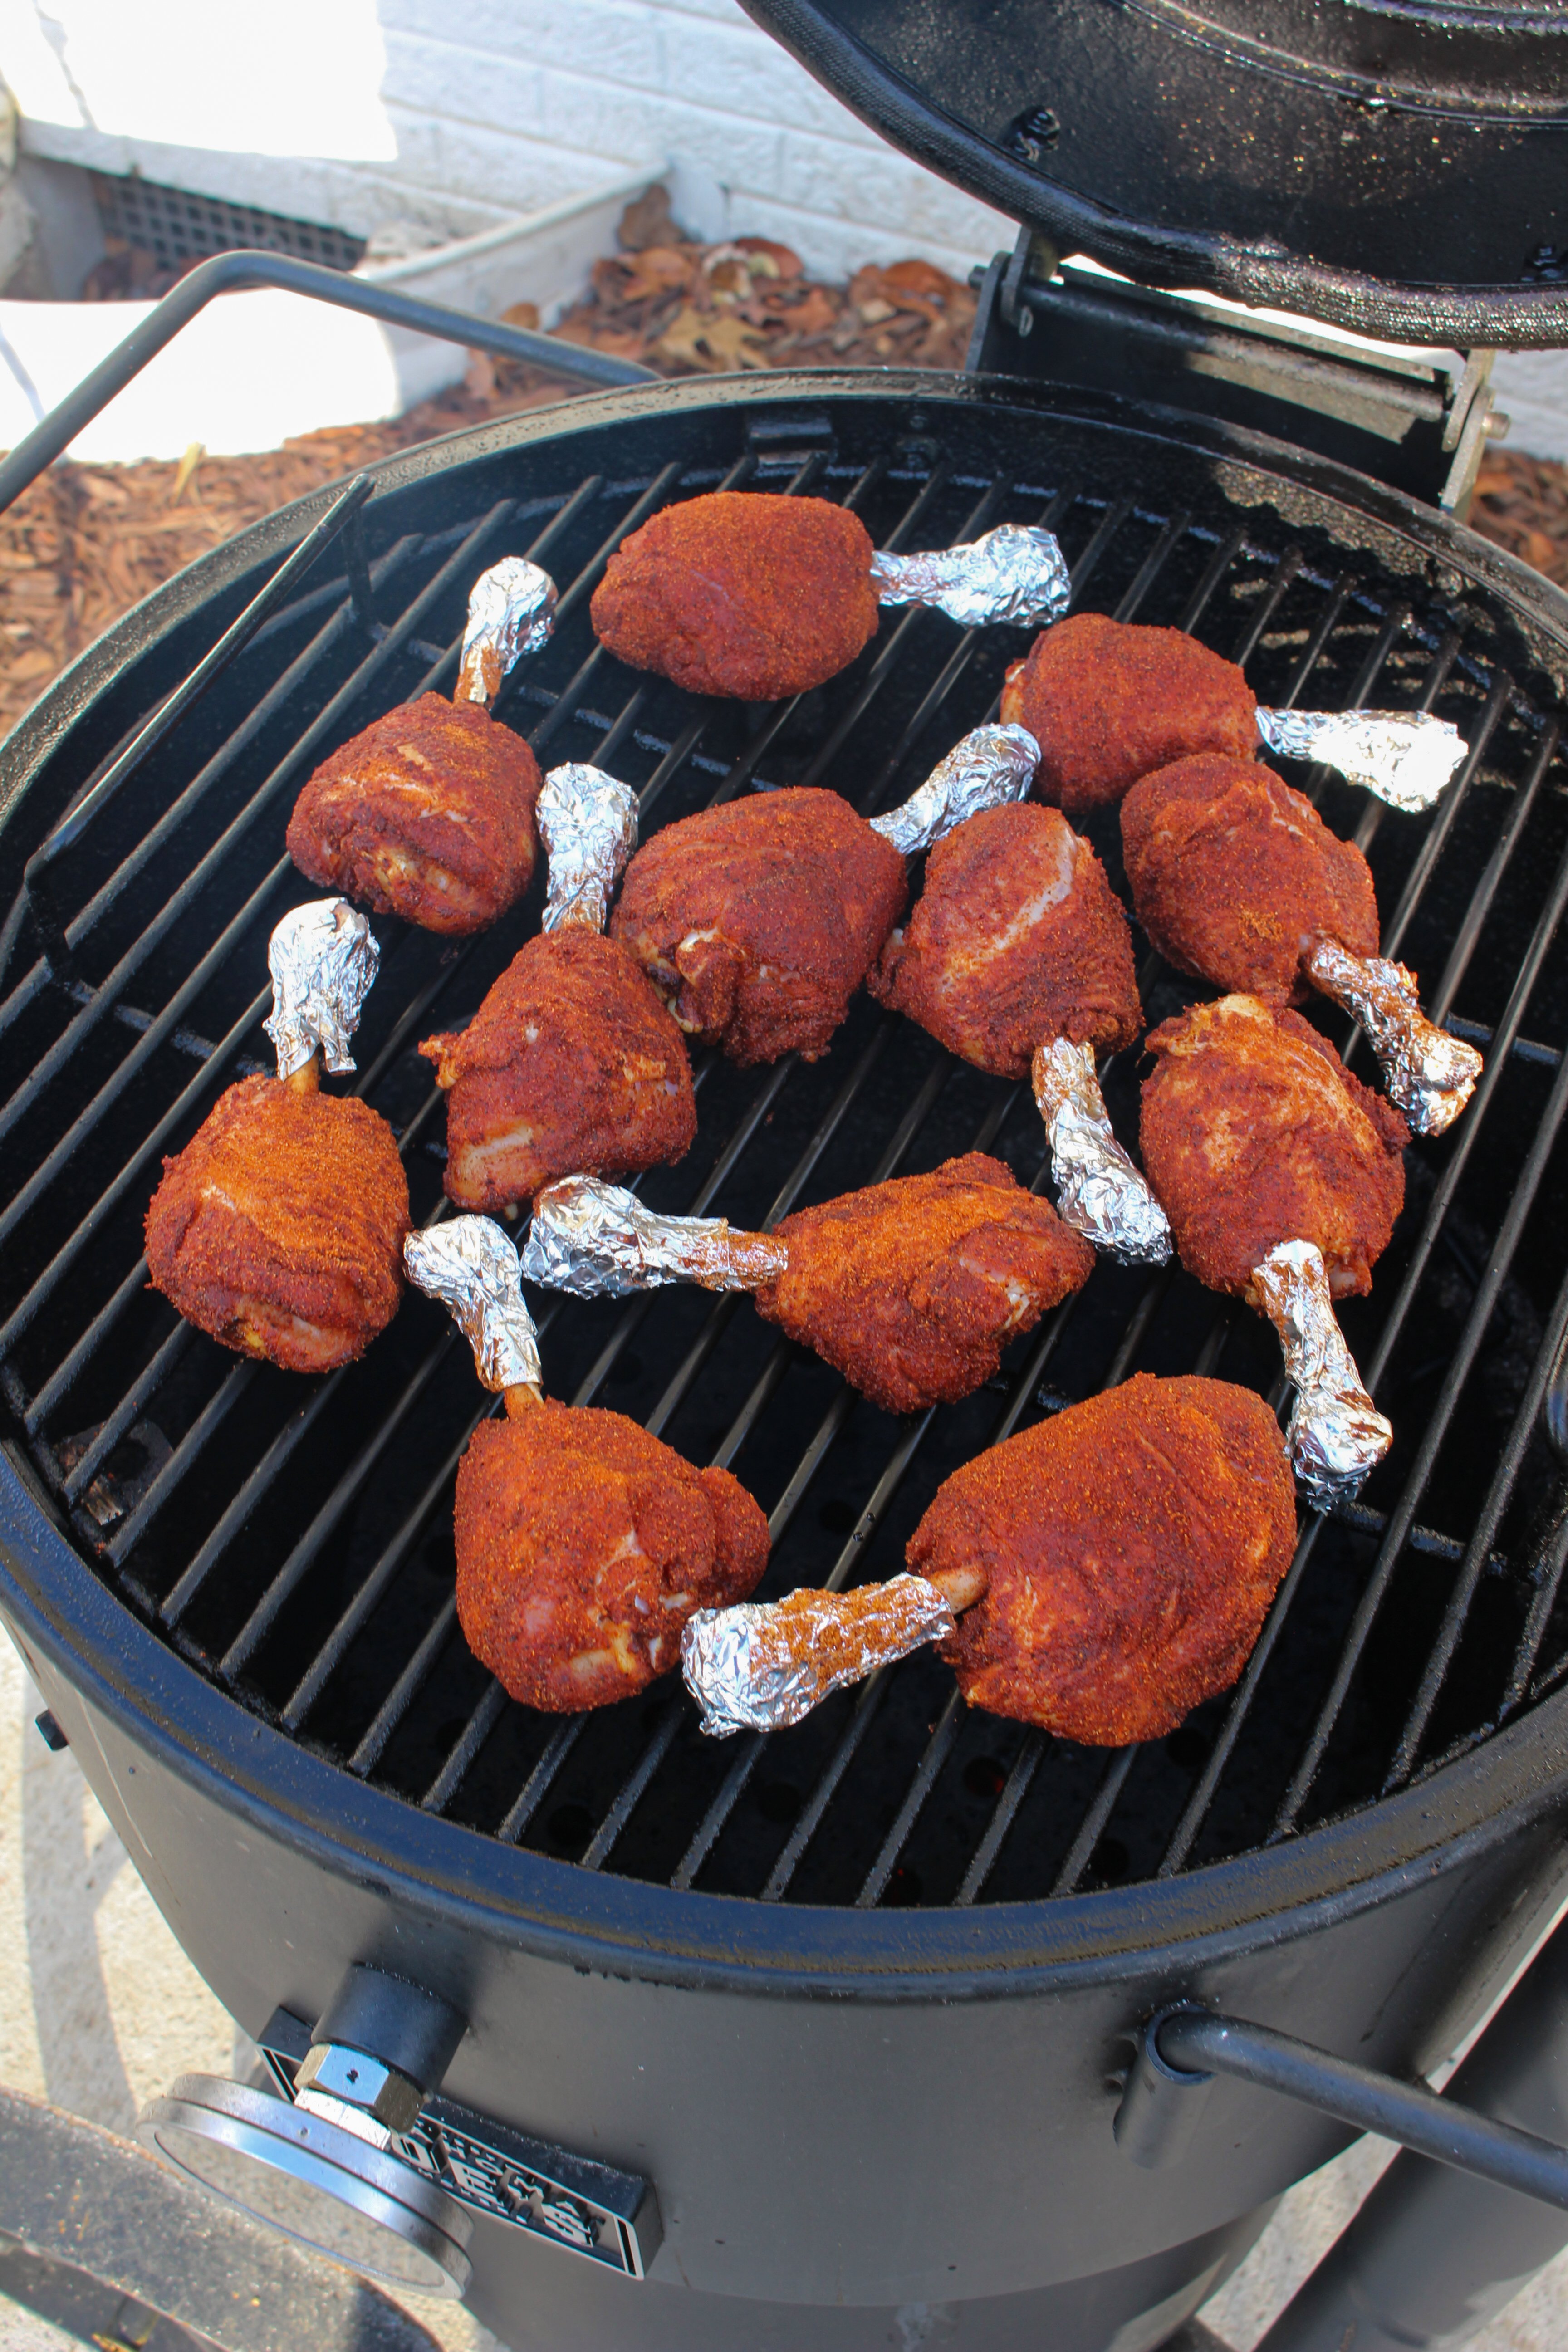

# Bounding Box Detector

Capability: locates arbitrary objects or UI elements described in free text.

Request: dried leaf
[617,184,676,252]
[652,305,768,372]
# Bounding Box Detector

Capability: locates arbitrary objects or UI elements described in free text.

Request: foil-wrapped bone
[1254,706,1466,813]
[1032,1039,1172,1264]
[869,523,1071,631]
[520,1175,788,1298]
[1252,1238,1392,1510]
[681,1573,956,1737]
[455,557,559,706]
[404,1215,543,1396]
[869,723,1040,856]
[1304,938,1483,1137]
[538,763,640,935]
[263,897,379,1082]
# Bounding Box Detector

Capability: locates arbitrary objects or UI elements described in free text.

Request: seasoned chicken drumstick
[1141,993,1406,1504]
[682,1373,1296,1742]
[609,722,1039,1065]
[419,764,696,1212]
[521,1153,1093,1416]
[1001,612,1465,816]
[591,490,1069,701]
[1122,751,1483,1135]
[287,558,555,934]
[404,1217,768,1711]
[868,797,1170,1263]
[145,900,409,1372]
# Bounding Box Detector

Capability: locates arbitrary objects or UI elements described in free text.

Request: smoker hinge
[968,229,1508,513]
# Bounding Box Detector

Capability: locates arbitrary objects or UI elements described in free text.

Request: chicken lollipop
[419,764,696,1212]
[520,1154,1093,1416]
[609,722,1038,1066]
[868,797,1170,1264]
[1141,993,1406,1503]
[681,1373,1296,1743]
[1001,612,1466,817]
[287,558,555,934]
[145,900,409,1373]
[591,490,1070,701]
[404,1216,768,1711]
[1122,751,1483,1136]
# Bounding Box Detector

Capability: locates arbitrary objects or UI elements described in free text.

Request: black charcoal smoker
[3,6,1568,2347]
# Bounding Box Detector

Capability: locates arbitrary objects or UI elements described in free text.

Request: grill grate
[3,385,1568,1911]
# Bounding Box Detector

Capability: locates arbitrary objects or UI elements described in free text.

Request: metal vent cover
[2,373,1568,1924]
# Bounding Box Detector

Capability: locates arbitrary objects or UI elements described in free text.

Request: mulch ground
[0,183,1559,740]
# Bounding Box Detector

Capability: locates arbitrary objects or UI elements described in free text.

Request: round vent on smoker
[139,2077,473,2297]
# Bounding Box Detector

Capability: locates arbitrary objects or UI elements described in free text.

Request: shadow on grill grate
[3,384,1567,1912]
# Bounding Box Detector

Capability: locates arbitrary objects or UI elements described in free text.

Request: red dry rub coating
[609,785,908,1065]
[144,1075,409,1373]
[916,1372,1296,1744]
[870,801,1142,1075]
[1140,993,1408,1302]
[287,693,543,935]
[1122,753,1380,1002]
[1000,612,1258,813]
[753,1151,1094,1415]
[421,929,696,1211]
[454,1401,769,1711]
[590,490,880,700]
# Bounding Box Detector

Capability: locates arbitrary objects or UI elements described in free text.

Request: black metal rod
[1274,988,1568,1836]
[1156,2009,1568,2213]
[0,247,654,519]
[1385,1250,1568,1788]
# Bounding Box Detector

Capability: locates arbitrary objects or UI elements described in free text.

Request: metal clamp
[1114,2002,1568,2210]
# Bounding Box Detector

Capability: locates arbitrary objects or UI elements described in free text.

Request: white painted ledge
[0,164,656,465]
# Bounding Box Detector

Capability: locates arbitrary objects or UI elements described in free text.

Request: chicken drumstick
[145,900,409,1372]
[681,1373,1296,1743]
[608,722,1039,1065]
[287,558,554,934]
[868,797,1170,1263]
[1141,993,1405,1502]
[419,763,696,1212]
[405,1217,769,1711]
[1122,751,1482,1135]
[591,490,1069,701]
[520,1153,1093,1416]
[1001,612,1465,817]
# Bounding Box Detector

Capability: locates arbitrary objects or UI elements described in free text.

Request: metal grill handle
[1115,1999,1568,2213]
[0,245,656,521]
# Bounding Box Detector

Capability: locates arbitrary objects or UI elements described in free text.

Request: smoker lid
[740,0,1568,347]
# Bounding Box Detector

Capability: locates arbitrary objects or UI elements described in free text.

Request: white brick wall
[4,0,1018,282]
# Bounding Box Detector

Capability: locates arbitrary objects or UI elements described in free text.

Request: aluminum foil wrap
[681,1573,956,1738]
[1253,1238,1392,1509]
[869,723,1040,856]
[455,557,558,705]
[1032,1039,1172,1264]
[520,1176,788,1298]
[263,897,379,1081]
[538,763,639,934]
[1304,938,1483,1137]
[403,1216,542,1395]
[869,523,1071,630]
[1255,706,1466,812]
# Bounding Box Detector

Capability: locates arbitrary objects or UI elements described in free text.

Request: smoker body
[7,1443,1568,2345]
[5,374,1568,2347]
